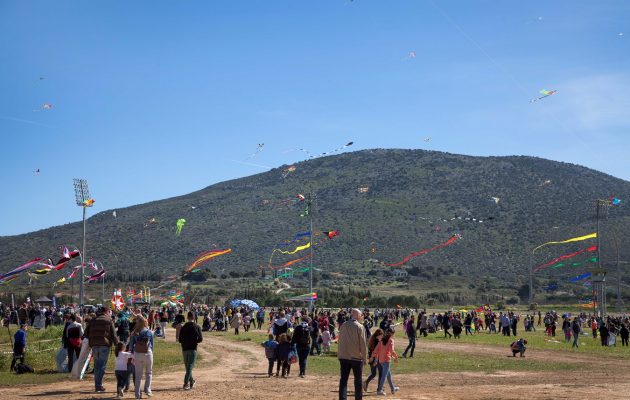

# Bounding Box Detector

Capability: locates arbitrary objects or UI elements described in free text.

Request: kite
[34,103,53,111]
[371,242,378,253]
[245,143,265,160]
[287,293,318,302]
[609,197,621,206]
[274,242,311,255]
[176,218,186,236]
[272,231,311,250]
[144,217,157,228]
[82,198,95,207]
[267,194,306,208]
[34,168,40,175]
[533,246,598,273]
[386,234,461,267]
[85,269,106,282]
[56,277,66,284]
[405,51,416,60]
[570,272,592,283]
[186,249,232,273]
[0,258,43,282]
[491,197,500,204]
[550,257,598,269]
[530,89,557,103]
[357,187,369,193]
[0,275,18,285]
[423,137,432,142]
[291,141,354,160]
[540,179,552,186]
[112,211,117,218]
[301,198,312,217]
[281,165,297,179]
[323,230,340,240]
[532,232,597,253]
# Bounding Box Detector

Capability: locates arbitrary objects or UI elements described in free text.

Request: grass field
[0,325,187,386]
[209,329,578,375]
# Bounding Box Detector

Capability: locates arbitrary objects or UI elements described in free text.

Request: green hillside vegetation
[1,149,629,305]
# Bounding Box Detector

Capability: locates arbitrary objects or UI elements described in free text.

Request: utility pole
[308,191,315,312]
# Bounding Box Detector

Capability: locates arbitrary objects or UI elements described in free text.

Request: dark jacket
[291,323,311,348]
[275,341,291,361]
[178,321,203,351]
[85,314,119,348]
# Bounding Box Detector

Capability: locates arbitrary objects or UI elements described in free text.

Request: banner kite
[323,230,340,240]
[269,254,312,270]
[550,257,598,269]
[186,249,232,273]
[570,272,592,283]
[387,234,461,267]
[533,246,598,273]
[0,258,43,282]
[176,218,186,236]
[274,242,311,255]
[272,231,311,250]
[287,292,317,302]
[85,269,106,282]
[533,233,597,253]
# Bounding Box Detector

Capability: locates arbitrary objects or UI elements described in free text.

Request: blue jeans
[92,346,110,389]
[377,362,395,392]
[309,338,321,355]
[403,335,415,357]
[297,346,309,375]
[339,359,363,400]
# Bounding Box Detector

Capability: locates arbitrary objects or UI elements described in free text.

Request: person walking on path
[372,327,399,396]
[130,316,154,398]
[231,309,242,335]
[261,334,278,377]
[571,318,581,349]
[178,311,203,390]
[402,316,416,358]
[363,329,383,393]
[337,308,368,400]
[85,306,119,393]
[114,342,134,399]
[291,316,311,378]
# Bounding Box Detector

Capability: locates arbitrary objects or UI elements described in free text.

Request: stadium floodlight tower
[73,178,93,310]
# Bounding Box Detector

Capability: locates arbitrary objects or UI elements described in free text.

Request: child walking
[261,334,278,377]
[114,342,134,399]
[275,333,291,378]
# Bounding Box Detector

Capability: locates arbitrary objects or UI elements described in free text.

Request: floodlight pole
[80,206,86,309]
[308,192,314,312]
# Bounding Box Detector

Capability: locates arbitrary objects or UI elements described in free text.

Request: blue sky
[1,0,628,236]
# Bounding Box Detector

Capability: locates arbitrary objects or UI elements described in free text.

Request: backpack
[297,326,310,346]
[134,333,150,354]
[16,364,34,374]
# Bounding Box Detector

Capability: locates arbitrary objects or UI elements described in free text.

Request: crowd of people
[2,301,630,400]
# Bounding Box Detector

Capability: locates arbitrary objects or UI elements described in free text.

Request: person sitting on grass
[510,338,527,357]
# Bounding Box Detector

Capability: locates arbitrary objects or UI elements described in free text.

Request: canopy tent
[34,296,53,304]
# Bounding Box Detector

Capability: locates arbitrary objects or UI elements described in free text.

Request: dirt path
[3,328,630,399]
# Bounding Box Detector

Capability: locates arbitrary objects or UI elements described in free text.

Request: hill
[1,149,629,302]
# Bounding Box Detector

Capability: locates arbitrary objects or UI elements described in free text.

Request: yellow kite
[533,233,597,253]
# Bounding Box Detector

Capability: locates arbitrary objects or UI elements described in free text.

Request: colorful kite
[387,234,461,267]
[323,230,340,240]
[287,292,317,302]
[82,198,95,207]
[570,272,592,283]
[186,249,232,273]
[274,242,311,255]
[176,218,186,236]
[550,257,598,269]
[530,89,557,103]
[533,246,598,273]
[272,231,311,249]
[491,197,500,204]
[533,232,597,253]
[269,254,312,270]
[609,197,621,206]
[85,269,106,282]
[0,258,43,282]
[144,217,157,228]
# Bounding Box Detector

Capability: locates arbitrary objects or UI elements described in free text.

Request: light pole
[73,179,93,310]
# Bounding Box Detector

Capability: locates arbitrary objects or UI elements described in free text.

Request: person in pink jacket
[371,327,399,395]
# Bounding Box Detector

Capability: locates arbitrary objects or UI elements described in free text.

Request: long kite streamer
[274,242,311,256]
[287,292,318,301]
[272,231,311,249]
[533,246,598,273]
[387,235,461,267]
[85,269,106,282]
[186,249,232,273]
[269,254,312,270]
[550,257,598,269]
[0,258,43,282]
[532,233,597,253]
[570,272,592,283]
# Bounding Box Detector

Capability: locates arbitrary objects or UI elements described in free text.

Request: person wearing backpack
[129,316,154,398]
[117,313,131,344]
[290,316,311,378]
[66,315,84,374]
[178,312,203,390]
